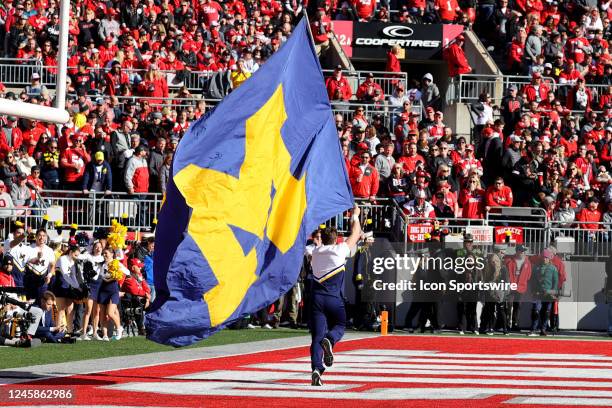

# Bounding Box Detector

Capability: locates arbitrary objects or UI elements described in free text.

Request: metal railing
[448,74,611,107]
[322,69,408,101]
[2,191,610,258]
[0,62,409,100]
[34,190,163,231]
[331,100,422,131]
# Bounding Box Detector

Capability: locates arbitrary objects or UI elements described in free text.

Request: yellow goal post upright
[0,0,70,124]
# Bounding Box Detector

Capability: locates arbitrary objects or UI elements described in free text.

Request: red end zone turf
[2,335,612,408]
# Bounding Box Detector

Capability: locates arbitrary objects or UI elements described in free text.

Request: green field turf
[0,328,309,370]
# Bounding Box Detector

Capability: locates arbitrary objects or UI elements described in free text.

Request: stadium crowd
[0,0,611,345]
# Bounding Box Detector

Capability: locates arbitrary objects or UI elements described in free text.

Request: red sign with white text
[494,226,524,243]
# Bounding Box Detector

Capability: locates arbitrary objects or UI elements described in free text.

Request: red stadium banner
[407,224,433,242]
[494,226,524,244]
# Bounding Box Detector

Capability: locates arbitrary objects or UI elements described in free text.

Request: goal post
[0,0,70,124]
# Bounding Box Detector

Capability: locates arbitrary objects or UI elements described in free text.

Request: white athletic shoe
[102,335,110,341]
[246,323,259,329]
[321,338,334,367]
[93,333,103,341]
[311,369,323,386]
[79,334,92,341]
[262,324,273,330]
[86,326,94,336]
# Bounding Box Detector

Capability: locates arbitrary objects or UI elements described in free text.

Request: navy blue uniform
[308,243,351,373]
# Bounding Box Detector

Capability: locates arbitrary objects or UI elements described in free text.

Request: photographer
[51,245,85,335]
[0,291,43,347]
[34,291,66,343]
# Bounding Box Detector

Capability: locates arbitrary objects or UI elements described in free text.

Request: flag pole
[301,9,317,52]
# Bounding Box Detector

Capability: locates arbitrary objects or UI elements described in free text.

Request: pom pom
[152,218,158,225]
[107,259,124,281]
[42,214,50,221]
[70,223,78,230]
[107,219,128,250]
[54,221,62,227]
[319,224,326,229]
[424,232,431,240]
[366,219,373,225]
[121,213,129,219]
[505,230,512,236]
[15,221,24,227]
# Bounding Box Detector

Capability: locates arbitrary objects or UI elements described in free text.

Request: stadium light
[0,0,70,124]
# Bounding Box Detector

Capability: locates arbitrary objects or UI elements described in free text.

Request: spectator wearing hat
[0,254,16,287]
[577,196,603,231]
[485,176,513,211]
[24,73,47,97]
[528,248,558,336]
[432,190,455,219]
[522,72,550,103]
[325,65,353,102]
[501,86,524,135]
[478,126,504,185]
[0,116,23,160]
[420,73,441,110]
[105,61,129,96]
[82,151,112,196]
[501,134,523,179]
[349,150,379,201]
[402,189,435,219]
[61,135,91,191]
[356,73,385,104]
[122,257,151,332]
[443,34,472,77]
[456,144,482,184]
[454,233,482,334]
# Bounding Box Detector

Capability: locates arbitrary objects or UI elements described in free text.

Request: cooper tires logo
[354,25,440,48]
[382,26,414,38]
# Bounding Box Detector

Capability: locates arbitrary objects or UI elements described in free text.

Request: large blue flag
[145,18,354,346]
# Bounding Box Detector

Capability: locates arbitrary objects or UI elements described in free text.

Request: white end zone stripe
[341,350,612,361]
[169,370,612,389]
[289,355,612,367]
[104,381,359,393]
[506,397,612,406]
[250,363,612,379]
